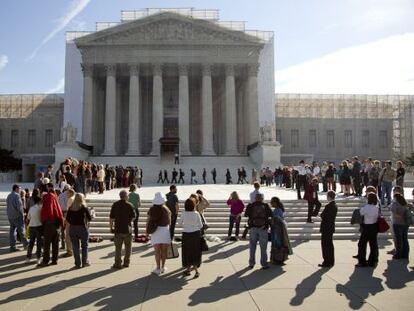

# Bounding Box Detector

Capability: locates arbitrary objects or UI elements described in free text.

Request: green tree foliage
[0,149,22,172]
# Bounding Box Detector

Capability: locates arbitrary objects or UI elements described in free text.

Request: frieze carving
[89,19,258,45]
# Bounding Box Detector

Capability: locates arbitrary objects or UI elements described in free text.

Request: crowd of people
[6,175,413,276]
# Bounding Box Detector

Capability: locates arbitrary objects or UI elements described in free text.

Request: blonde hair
[71,193,86,211]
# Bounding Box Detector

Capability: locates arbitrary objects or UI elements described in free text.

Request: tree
[0,149,22,172]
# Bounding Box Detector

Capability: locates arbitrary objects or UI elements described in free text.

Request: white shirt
[295,165,307,176]
[313,166,321,176]
[178,211,203,233]
[28,204,42,227]
[250,189,263,203]
[360,204,379,224]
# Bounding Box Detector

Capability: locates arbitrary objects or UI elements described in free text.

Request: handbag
[201,236,209,252]
[377,215,390,233]
[167,243,179,259]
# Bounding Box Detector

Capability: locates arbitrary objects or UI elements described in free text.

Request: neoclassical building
[62,8,278,169]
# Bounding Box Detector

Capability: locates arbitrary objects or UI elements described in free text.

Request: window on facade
[344,130,353,148]
[327,130,334,148]
[362,130,369,148]
[276,129,281,143]
[379,130,388,148]
[28,129,36,148]
[45,129,53,147]
[11,130,19,148]
[291,129,299,148]
[309,129,317,147]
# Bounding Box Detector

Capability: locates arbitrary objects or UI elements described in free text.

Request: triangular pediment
[75,12,264,47]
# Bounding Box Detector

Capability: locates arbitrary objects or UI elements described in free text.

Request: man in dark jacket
[352,156,362,196]
[304,178,321,223]
[319,190,337,267]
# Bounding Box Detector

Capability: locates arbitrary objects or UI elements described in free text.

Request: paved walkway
[0,239,413,310]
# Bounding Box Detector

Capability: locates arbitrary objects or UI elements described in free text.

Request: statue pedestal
[54,141,90,166]
[249,141,282,169]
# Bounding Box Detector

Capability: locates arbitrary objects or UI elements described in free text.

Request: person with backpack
[244,193,273,269]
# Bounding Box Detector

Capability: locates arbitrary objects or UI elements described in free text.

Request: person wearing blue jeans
[249,227,269,268]
[6,184,28,252]
[380,181,392,207]
[245,193,272,269]
[70,225,89,268]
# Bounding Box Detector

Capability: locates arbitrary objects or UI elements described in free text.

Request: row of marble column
[81,62,259,156]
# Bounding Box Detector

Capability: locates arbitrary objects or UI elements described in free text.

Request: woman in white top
[356,193,379,267]
[179,198,203,278]
[26,196,43,264]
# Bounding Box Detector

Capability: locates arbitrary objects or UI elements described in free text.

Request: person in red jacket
[38,183,63,267]
[304,177,321,223]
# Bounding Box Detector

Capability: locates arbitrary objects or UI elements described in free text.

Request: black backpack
[248,203,268,228]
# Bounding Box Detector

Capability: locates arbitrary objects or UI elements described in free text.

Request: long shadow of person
[290,268,328,306]
[383,259,414,290]
[336,267,384,310]
[188,266,285,306]
[203,243,249,264]
[49,268,188,310]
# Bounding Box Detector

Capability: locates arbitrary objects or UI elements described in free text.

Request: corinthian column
[151,63,163,155]
[103,64,117,155]
[178,64,191,155]
[224,64,238,155]
[81,63,93,146]
[126,64,140,155]
[247,63,260,146]
[201,63,215,155]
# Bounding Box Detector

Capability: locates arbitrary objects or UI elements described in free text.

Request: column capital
[178,63,188,76]
[201,63,212,76]
[153,63,163,76]
[81,63,94,77]
[247,63,260,77]
[105,64,117,76]
[225,64,235,76]
[128,63,140,75]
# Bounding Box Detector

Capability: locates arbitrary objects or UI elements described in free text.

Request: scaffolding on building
[392,95,414,160]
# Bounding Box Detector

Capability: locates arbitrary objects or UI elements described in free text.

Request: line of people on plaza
[6,175,413,277]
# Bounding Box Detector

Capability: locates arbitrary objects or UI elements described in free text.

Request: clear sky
[0,0,413,95]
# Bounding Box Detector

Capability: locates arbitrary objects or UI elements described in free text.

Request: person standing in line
[319,190,337,268]
[64,166,76,188]
[225,169,233,184]
[179,198,203,277]
[241,167,248,184]
[227,191,245,240]
[97,165,106,194]
[294,160,307,200]
[211,168,217,184]
[304,177,321,223]
[166,185,179,239]
[321,162,329,192]
[342,161,352,196]
[379,160,396,208]
[245,193,273,269]
[128,184,141,239]
[396,161,405,193]
[58,187,75,257]
[190,169,197,184]
[196,190,210,216]
[109,190,135,269]
[325,164,335,191]
[171,168,178,184]
[174,153,179,165]
[163,169,170,184]
[356,193,379,267]
[249,182,263,203]
[312,162,321,192]
[147,192,171,275]
[202,168,207,184]
[157,170,163,184]
[105,165,112,191]
[352,156,363,197]
[237,168,243,184]
[7,184,28,252]
[34,172,44,190]
[390,193,410,260]
[66,193,92,268]
[178,169,185,184]
[25,195,43,264]
[39,183,64,266]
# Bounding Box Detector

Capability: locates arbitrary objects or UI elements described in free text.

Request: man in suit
[319,190,338,268]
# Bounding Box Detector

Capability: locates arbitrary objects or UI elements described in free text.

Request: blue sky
[0,0,413,94]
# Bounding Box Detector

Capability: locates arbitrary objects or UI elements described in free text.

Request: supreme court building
[60,8,279,171]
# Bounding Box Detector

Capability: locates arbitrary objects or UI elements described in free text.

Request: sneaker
[25,258,31,264]
[161,267,168,273]
[152,268,161,275]
[36,258,42,265]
